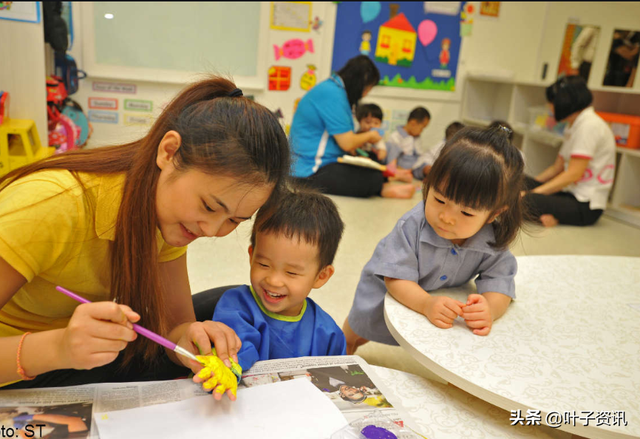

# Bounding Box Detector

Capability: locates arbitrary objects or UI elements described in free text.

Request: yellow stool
[0,118,55,177]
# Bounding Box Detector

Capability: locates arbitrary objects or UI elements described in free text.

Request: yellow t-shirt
[0,170,187,338]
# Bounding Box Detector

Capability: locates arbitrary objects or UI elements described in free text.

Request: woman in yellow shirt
[0,77,290,396]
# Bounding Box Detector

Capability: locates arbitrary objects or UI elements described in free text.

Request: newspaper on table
[0,355,421,438]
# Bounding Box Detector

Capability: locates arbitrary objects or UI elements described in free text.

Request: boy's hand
[423,296,465,329]
[192,350,241,402]
[177,321,241,374]
[462,294,492,336]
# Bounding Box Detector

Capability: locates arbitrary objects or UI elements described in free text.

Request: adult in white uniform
[523,76,616,227]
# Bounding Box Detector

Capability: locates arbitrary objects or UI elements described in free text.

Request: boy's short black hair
[445,121,465,141]
[250,183,345,269]
[356,103,383,122]
[408,106,431,123]
[546,76,593,122]
[488,120,513,141]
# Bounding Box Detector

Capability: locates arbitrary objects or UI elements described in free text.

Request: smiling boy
[210,185,346,372]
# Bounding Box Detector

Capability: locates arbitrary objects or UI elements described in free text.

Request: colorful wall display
[332,2,464,91]
[88,97,118,110]
[268,66,292,91]
[88,110,118,124]
[300,64,317,90]
[124,114,153,126]
[124,99,153,112]
[460,2,474,36]
[274,38,314,61]
[270,2,312,32]
[0,1,40,23]
[92,81,137,94]
[374,13,417,67]
[480,2,500,18]
[310,16,323,32]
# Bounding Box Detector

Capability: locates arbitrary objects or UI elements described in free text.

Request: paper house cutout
[374,13,417,67]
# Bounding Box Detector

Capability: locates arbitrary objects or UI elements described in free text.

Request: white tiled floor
[186,188,640,381]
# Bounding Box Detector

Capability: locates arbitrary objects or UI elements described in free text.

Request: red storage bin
[596,111,640,149]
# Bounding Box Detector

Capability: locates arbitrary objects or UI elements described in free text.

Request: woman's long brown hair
[0,76,291,366]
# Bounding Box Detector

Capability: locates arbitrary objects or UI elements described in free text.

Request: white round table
[384,256,640,439]
[371,366,568,439]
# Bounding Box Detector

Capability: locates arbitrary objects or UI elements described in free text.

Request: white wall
[0,6,47,147]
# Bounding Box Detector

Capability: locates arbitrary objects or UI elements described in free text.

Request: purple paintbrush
[55,286,201,364]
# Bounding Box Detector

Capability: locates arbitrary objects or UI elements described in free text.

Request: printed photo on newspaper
[240,355,418,430]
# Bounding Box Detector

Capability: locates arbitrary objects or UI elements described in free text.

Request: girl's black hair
[546,75,593,122]
[488,120,513,141]
[423,126,525,249]
[337,55,381,109]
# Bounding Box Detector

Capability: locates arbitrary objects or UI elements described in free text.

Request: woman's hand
[176,321,241,373]
[368,130,382,144]
[56,302,139,370]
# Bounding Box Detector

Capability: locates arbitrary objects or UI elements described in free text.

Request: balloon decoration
[418,20,438,46]
[360,2,381,24]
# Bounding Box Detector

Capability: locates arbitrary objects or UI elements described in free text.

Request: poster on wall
[479,2,500,18]
[0,1,40,23]
[270,2,311,32]
[557,24,601,83]
[332,1,463,91]
[603,29,640,88]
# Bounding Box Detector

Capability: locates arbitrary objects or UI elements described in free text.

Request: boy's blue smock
[212,285,347,371]
[289,73,354,178]
[348,201,517,345]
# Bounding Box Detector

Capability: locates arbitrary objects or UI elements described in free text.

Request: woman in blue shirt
[290,55,416,198]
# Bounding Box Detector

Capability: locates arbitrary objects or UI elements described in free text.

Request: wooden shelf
[616,147,640,158]
[525,128,563,147]
[462,117,491,127]
[605,204,640,228]
[462,76,640,229]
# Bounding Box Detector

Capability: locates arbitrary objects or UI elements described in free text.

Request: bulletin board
[331,2,464,92]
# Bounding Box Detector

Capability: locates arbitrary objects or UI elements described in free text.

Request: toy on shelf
[46,76,92,152]
[528,106,567,135]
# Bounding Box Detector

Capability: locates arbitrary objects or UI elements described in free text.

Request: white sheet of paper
[94,378,347,439]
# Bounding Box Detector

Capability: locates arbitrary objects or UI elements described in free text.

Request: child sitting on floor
[412,121,465,178]
[343,125,525,354]
[355,103,388,163]
[210,185,347,372]
[355,103,413,183]
[386,106,432,180]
